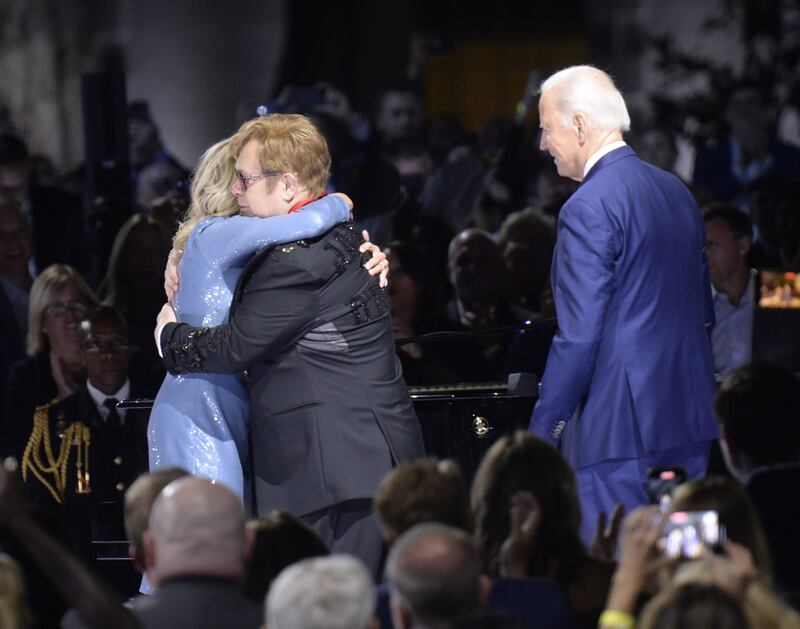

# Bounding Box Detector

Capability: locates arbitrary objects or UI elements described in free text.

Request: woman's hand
[360,230,389,287]
[164,248,182,302]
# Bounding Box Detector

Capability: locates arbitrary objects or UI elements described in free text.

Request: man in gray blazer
[157,114,424,576]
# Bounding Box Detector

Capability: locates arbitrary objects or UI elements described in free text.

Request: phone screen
[659,510,723,559]
[756,270,800,309]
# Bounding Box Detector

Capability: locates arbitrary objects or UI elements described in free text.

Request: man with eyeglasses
[156,114,424,578]
[21,305,150,596]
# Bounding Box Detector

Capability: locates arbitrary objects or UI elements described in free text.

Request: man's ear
[281,172,302,203]
[143,530,158,583]
[573,112,588,145]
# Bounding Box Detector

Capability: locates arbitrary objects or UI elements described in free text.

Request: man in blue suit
[529,65,717,543]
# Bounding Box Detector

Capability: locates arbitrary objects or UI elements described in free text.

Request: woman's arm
[193,193,352,267]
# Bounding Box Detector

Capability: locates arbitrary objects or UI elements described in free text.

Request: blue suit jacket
[530,146,717,468]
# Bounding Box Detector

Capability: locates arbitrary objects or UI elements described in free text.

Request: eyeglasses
[45,301,88,317]
[235,171,282,190]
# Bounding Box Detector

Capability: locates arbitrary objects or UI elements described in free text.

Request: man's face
[376,92,423,143]
[538,91,583,182]
[83,319,130,395]
[705,218,748,288]
[231,140,288,218]
[0,206,31,279]
[0,164,30,202]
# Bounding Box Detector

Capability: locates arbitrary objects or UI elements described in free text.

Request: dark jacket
[161,222,424,516]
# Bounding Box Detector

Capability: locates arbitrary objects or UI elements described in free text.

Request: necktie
[104,398,122,430]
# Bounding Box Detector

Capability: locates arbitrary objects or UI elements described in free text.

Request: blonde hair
[26,264,97,356]
[228,114,331,196]
[99,213,172,315]
[172,139,240,254]
[0,552,29,629]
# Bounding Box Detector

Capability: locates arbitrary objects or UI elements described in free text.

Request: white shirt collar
[583,141,627,179]
[87,378,130,422]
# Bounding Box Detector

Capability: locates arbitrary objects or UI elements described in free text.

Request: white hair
[266,555,376,629]
[540,65,631,133]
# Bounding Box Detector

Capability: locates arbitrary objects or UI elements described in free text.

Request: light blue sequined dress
[148,196,350,499]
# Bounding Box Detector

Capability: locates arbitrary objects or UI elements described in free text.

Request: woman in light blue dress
[148,139,354,499]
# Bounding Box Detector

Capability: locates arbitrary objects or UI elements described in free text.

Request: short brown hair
[228,114,331,196]
[374,458,470,543]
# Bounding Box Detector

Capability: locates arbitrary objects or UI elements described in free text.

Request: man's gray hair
[540,64,631,133]
[386,522,482,628]
[266,555,376,629]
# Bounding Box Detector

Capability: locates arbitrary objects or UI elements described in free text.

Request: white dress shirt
[583,140,628,179]
[86,378,131,424]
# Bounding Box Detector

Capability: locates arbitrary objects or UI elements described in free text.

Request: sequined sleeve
[191,195,350,269]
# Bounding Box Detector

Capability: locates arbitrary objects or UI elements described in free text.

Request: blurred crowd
[1,73,800,628]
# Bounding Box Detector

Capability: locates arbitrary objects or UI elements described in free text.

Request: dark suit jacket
[162,222,424,517]
[0,282,26,432]
[127,577,262,629]
[21,382,150,565]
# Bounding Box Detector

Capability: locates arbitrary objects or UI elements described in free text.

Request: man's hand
[164,248,182,302]
[155,303,177,353]
[591,503,626,560]
[360,229,389,287]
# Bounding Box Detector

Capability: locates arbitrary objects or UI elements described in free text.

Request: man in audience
[131,476,261,628]
[385,523,489,629]
[266,555,378,629]
[20,305,150,584]
[0,133,87,273]
[714,363,800,598]
[704,205,754,376]
[529,65,717,543]
[693,81,800,209]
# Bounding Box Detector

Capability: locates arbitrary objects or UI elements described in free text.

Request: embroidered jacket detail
[346,283,389,324]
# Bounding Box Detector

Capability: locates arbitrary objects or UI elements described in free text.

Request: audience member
[124,467,189,584]
[447,228,516,379]
[0,200,31,432]
[99,213,171,369]
[703,205,754,376]
[632,125,680,176]
[3,265,97,458]
[266,555,377,629]
[714,363,800,599]
[638,582,750,629]
[669,477,773,577]
[131,476,261,629]
[497,208,555,320]
[243,510,329,604]
[19,306,150,590]
[385,241,489,384]
[471,431,615,628]
[693,81,800,210]
[373,458,470,546]
[0,134,88,274]
[373,84,425,150]
[127,102,187,193]
[385,523,488,629]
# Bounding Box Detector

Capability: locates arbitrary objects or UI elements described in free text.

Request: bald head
[386,523,484,628]
[145,477,247,584]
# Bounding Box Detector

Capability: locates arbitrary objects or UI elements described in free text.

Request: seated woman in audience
[471,431,615,628]
[3,264,97,458]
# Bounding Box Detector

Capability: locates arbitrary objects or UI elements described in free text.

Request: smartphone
[659,510,725,559]
[646,466,687,505]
